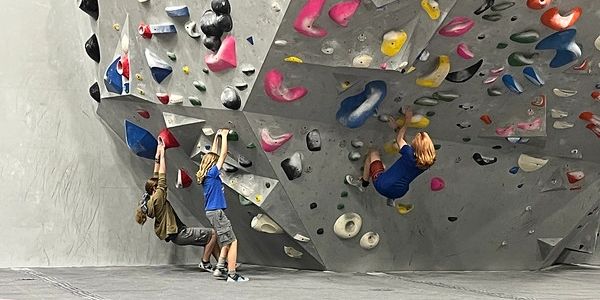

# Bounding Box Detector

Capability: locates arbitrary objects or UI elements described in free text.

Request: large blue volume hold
[125,120,157,160]
[336,80,387,129]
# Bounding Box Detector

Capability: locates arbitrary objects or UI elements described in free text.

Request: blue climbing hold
[502,74,523,94]
[124,120,158,160]
[336,80,387,128]
[104,56,123,94]
[535,29,581,68]
[165,5,190,17]
[246,36,254,45]
[522,66,544,86]
[509,166,520,174]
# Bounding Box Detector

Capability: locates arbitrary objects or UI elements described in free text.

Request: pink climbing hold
[328,0,360,27]
[293,0,328,38]
[137,109,150,119]
[264,69,308,102]
[205,35,237,72]
[517,117,542,131]
[456,43,474,59]
[260,128,293,152]
[438,17,475,37]
[158,128,180,149]
[496,125,515,137]
[430,177,445,191]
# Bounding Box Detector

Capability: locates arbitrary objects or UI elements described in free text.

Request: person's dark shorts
[206,209,237,246]
[369,160,385,181]
[170,227,212,246]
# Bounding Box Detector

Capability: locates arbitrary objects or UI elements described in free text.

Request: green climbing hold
[414,97,439,106]
[188,96,202,106]
[432,91,459,102]
[246,143,256,149]
[227,130,239,141]
[496,42,508,49]
[340,191,348,198]
[482,13,502,21]
[508,52,537,66]
[337,203,345,210]
[167,51,176,61]
[193,80,207,92]
[510,30,539,44]
[239,194,252,206]
[491,1,515,11]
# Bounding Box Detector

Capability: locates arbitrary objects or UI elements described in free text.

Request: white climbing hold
[284,246,303,258]
[595,35,600,51]
[293,233,310,242]
[272,2,281,12]
[419,50,430,61]
[518,154,548,172]
[352,54,373,68]
[184,21,202,38]
[251,214,283,234]
[333,212,362,239]
[359,232,380,250]
[553,120,574,129]
[274,39,288,46]
[202,127,215,136]
[550,108,568,119]
[552,88,577,97]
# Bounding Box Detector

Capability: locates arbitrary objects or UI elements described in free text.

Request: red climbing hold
[156,93,170,105]
[540,7,582,31]
[138,22,153,39]
[579,111,600,126]
[591,91,600,101]
[566,170,584,184]
[527,0,552,10]
[117,54,130,80]
[176,169,192,188]
[585,124,600,138]
[430,177,445,191]
[158,128,180,149]
[480,114,492,125]
[137,110,150,119]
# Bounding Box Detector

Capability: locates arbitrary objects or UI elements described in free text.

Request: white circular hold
[595,35,600,51]
[333,212,363,239]
[321,47,334,55]
[359,232,380,250]
[352,54,373,68]
[357,33,367,42]
[251,214,283,234]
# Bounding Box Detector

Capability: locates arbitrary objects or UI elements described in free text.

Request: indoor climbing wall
[82,0,600,271]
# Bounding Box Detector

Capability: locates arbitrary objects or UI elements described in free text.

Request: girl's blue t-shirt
[374,145,425,199]
[203,165,227,211]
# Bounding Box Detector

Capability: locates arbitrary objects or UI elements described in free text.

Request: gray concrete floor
[1,264,599,300]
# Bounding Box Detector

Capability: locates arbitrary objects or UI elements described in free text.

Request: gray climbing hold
[482,13,502,21]
[220,86,241,110]
[348,151,361,161]
[306,129,321,151]
[414,97,439,106]
[284,246,303,258]
[351,140,364,148]
[491,1,515,11]
[487,87,503,96]
[281,152,303,180]
[241,65,255,76]
[166,51,176,61]
[238,155,252,168]
[432,91,459,102]
[222,163,238,172]
[377,114,391,122]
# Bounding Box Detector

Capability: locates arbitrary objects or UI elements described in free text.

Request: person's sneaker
[223,262,242,270]
[198,261,213,272]
[213,267,227,279]
[345,175,365,192]
[227,273,249,282]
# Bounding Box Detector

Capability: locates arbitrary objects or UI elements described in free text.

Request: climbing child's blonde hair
[412,132,436,170]
[196,152,219,184]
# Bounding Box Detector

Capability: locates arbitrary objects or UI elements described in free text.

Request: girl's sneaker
[198,261,213,272]
[213,267,227,279]
[227,273,249,282]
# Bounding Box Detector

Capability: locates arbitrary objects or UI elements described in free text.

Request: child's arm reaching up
[216,129,229,170]
[394,105,413,149]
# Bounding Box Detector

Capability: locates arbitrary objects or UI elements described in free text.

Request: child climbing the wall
[346,105,436,202]
[196,129,249,282]
[135,140,220,272]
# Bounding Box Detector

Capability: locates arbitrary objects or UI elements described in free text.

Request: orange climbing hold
[480,114,492,125]
[527,0,552,10]
[540,7,582,31]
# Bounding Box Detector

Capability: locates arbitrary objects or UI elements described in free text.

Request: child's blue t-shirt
[374,145,425,199]
[203,165,227,211]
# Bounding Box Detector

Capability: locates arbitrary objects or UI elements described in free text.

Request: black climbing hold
[462,137,471,142]
[235,83,249,91]
[457,123,471,129]
[211,0,231,15]
[220,86,241,110]
[482,13,502,21]
[89,82,100,103]
[472,153,497,166]
[487,87,503,96]
[492,145,502,149]
[241,66,256,76]
[474,0,494,15]
[246,36,254,45]
[84,34,100,63]
[446,59,483,83]
[238,155,251,168]
[246,143,256,149]
[265,182,271,188]
[426,111,436,117]
[202,68,210,74]
[477,34,486,40]
[448,216,458,222]
[281,153,303,180]
[517,183,524,188]
[222,163,238,172]
[310,202,317,209]
[337,204,345,210]
[510,16,518,21]
[216,14,233,33]
[434,144,441,150]
[340,191,348,197]
[306,129,321,151]
[202,35,222,52]
[595,83,600,89]
[78,0,99,20]
[200,10,223,37]
[317,228,324,235]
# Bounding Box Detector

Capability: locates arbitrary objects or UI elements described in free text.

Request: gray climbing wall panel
[85,0,600,271]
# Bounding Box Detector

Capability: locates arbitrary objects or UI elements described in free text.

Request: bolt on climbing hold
[395,202,413,215]
[525,206,532,212]
[182,66,190,75]
[501,241,508,247]
[284,56,303,63]
[113,23,120,31]
[340,191,348,198]
[528,229,535,234]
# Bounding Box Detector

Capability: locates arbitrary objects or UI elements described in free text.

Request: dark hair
[145,177,158,194]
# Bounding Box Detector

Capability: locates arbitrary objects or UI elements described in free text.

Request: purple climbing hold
[502,74,523,94]
[124,120,158,160]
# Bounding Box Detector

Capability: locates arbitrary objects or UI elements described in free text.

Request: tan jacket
[147,173,179,240]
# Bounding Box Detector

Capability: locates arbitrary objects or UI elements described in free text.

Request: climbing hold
[284,246,303,258]
[480,114,492,125]
[124,120,157,160]
[490,66,505,74]
[510,30,540,44]
[517,118,542,131]
[188,97,202,106]
[234,82,248,91]
[585,123,600,138]
[348,151,361,161]
[246,143,256,149]
[448,216,458,222]
[474,0,494,15]
[395,202,413,215]
[430,177,445,191]
[227,130,239,141]
[137,110,150,119]
[552,88,577,97]
[352,54,373,68]
[241,65,256,76]
[456,43,474,60]
[509,166,519,174]
[553,121,574,129]
[284,56,303,63]
[205,35,237,72]
[567,170,585,185]
[336,80,387,128]
[184,21,202,38]
[239,194,252,206]
[518,154,548,172]
[165,5,190,17]
[337,204,345,210]
[88,82,100,103]
[220,86,241,110]
[541,7,582,31]
[281,152,303,180]
[274,39,288,46]
[438,16,475,37]
[138,23,177,37]
[182,66,190,75]
[522,67,544,86]
[380,30,407,57]
[78,0,99,20]
[200,10,223,37]
[395,114,430,128]
[472,153,497,166]
[491,1,515,11]
[531,95,546,107]
[202,127,215,136]
[246,36,254,45]
[158,128,180,149]
[416,55,450,88]
[117,54,130,80]
[414,97,439,106]
[535,29,581,68]
[193,81,207,92]
[457,121,471,129]
[293,234,310,242]
[351,140,364,148]
[135,73,142,81]
[483,76,499,84]
[203,36,222,52]
[508,52,537,67]
[482,13,502,21]
[432,91,458,102]
[264,69,308,102]
[211,0,231,15]
[333,212,362,239]
[527,0,552,10]
[421,0,440,20]
[328,0,360,27]
[496,42,508,49]
[166,51,176,61]
[359,232,380,250]
[446,59,483,83]
[251,214,283,234]
[176,169,192,189]
[138,23,152,39]
[144,49,172,84]
[316,228,324,235]
[306,129,321,151]
[551,108,568,119]
[340,191,348,198]
[222,163,238,173]
[260,128,293,152]
[202,68,209,74]
[592,91,600,101]
[84,34,100,63]
[104,56,123,94]
[293,0,327,38]
[418,50,430,61]
[156,93,169,105]
[502,74,523,94]
[566,57,594,75]
[579,112,600,126]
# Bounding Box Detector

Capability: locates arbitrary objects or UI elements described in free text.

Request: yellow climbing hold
[284,56,303,63]
[182,66,190,75]
[383,141,399,154]
[405,66,416,74]
[255,194,263,203]
[380,30,407,57]
[416,55,450,88]
[135,73,143,81]
[341,80,351,90]
[112,23,121,31]
[421,0,441,20]
[396,114,430,128]
[395,202,413,215]
[136,88,145,95]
